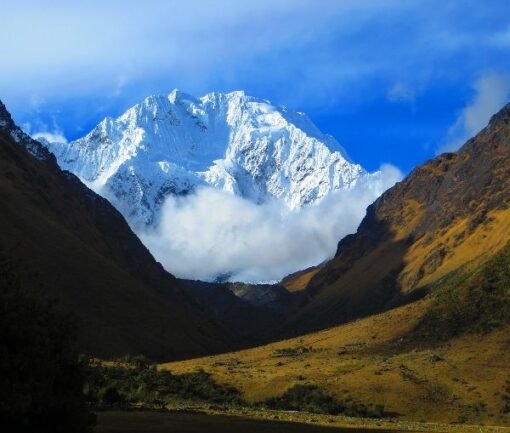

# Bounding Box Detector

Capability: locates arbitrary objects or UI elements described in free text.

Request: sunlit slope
[162,299,510,425]
[281,266,322,292]
[284,102,510,334]
[164,239,510,424]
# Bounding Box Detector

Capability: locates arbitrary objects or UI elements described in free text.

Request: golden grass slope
[162,297,510,426]
[281,267,322,292]
[288,107,510,333]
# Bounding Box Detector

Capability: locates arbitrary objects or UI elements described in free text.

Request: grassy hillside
[281,266,322,292]
[417,241,510,339]
[163,305,510,425]
[282,103,510,335]
[162,243,510,426]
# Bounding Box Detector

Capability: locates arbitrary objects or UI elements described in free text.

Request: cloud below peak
[140,165,402,283]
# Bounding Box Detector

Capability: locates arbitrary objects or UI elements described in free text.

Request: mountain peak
[168,88,199,104]
[225,90,247,100]
[40,89,368,227]
[0,100,57,164]
[0,99,15,130]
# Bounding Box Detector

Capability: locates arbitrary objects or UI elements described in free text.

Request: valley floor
[94,410,398,433]
[95,409,510,433]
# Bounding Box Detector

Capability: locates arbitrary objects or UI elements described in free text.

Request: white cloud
[140,165,402,283]
[22,118,68,144]
[439,73,510,153]
[2,0,508,139]
[32,131,68,144]
[387,82,416,103]
[489,26,510,47]
[0,0,477,112]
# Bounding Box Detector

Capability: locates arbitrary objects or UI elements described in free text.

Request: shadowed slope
[0,100,229,360]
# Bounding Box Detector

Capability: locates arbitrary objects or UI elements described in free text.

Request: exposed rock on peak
[40,90,368,227]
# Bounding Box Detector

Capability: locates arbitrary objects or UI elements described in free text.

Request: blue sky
[2,0,510,173]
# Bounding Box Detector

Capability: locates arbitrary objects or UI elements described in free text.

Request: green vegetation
[272,346,315,357]
[0,251,92,432]
[264,384,384,418]
[87,358,386,419]
[419,242,510,338]
[502,380,510,414]
[85,357,243,408]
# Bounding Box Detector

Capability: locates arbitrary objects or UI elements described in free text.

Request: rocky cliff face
[0,100,57,164]
[286,102,510,334]
[41,90,368,227]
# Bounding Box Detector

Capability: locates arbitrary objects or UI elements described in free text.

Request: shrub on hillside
[264,384,384,418]
[502,380,510,414]
[85,360,243,407]
[419,242,510,338]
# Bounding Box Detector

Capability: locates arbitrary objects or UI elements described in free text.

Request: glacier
[42,89,369,228]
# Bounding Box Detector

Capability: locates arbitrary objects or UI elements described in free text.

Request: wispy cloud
[31,131,68,144]
[387,82,416,104]
[2,1,510,173]
[439,73,510,153]
[489,26,510,48]
[22,117,68,144]
[2,1,509,112]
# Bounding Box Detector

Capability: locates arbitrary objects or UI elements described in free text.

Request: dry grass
[161,299,510,427]
[401,208,510,291]
[282,268,322,292]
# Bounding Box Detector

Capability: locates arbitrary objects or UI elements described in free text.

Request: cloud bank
[22,117,69,145]
[140,165,402,283]
[440,73,510,152]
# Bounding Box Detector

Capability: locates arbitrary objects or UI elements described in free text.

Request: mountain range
[165,100,510,426]
[283,100,510,334]
[3,93,510,425]
[40,90,371,228]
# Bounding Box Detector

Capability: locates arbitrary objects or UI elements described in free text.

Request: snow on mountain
[42,89,368,227]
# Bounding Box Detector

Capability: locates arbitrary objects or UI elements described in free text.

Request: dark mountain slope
[0,100,229,360]
[180,279,293,346]
[286,102,510,334]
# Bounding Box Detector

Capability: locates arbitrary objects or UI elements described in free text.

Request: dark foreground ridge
[0,100,230,360]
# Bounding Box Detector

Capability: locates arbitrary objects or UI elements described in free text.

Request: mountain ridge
[0,99,231,360]
[41,89,369,228]
[285,100,510,334]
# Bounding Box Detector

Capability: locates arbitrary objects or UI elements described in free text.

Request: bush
[272,346,314,357]
[265,384,341,414]
[264,384,384,418]
[418,241,510,339]
[85,361,243,408]
[102,387,125,406]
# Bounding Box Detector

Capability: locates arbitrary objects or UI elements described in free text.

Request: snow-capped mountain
[42,89,368,227]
